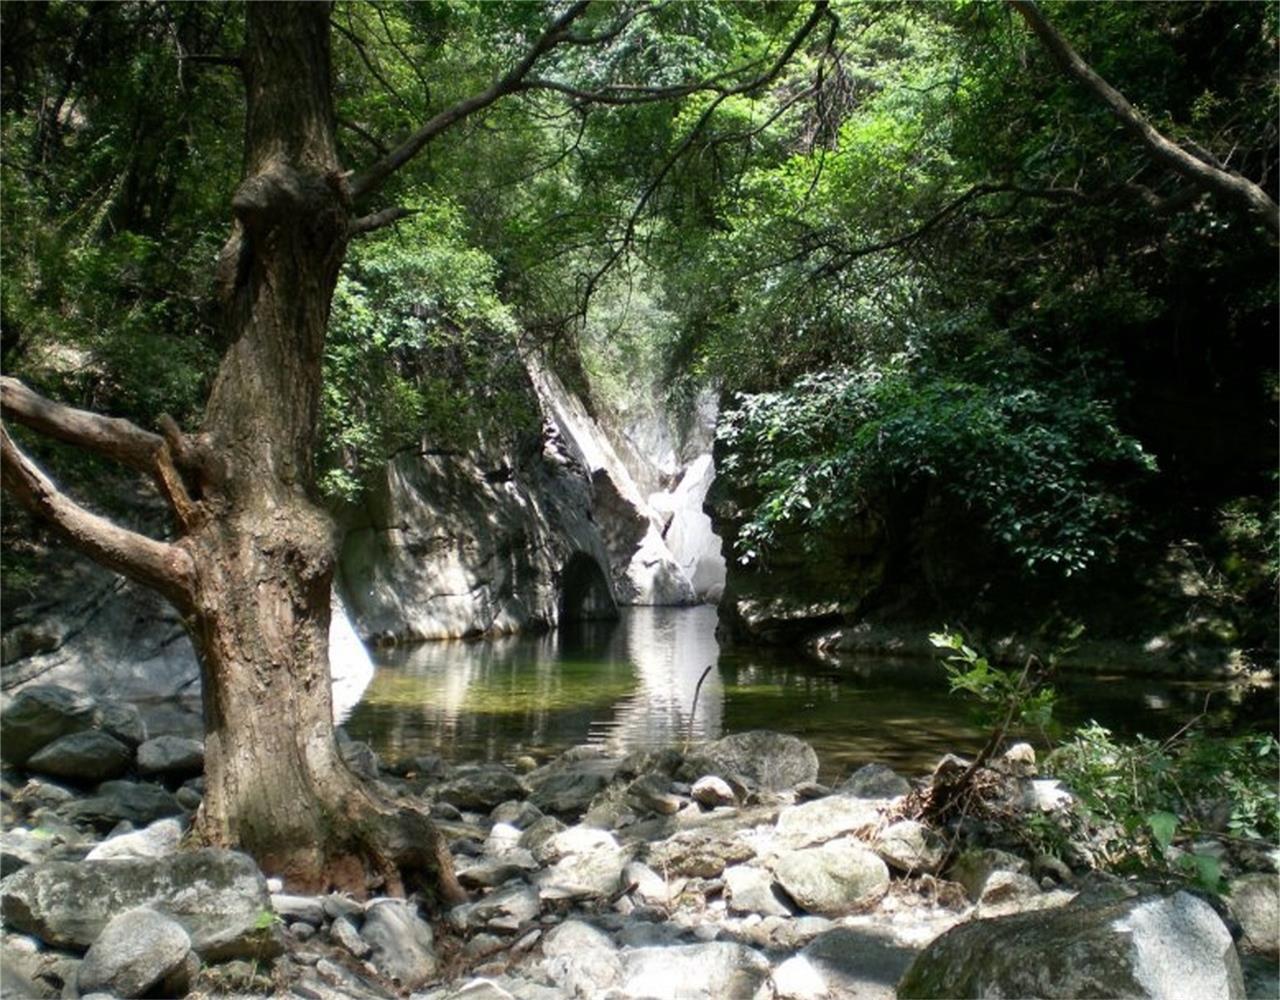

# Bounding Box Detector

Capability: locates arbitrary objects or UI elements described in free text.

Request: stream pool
[341,606,1271,782]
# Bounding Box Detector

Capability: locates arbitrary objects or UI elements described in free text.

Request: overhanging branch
[349,2,592,200]
[349,205,417,237]
[1,376,164,474]
[1,425,196,608]
[1010,0,1279,235]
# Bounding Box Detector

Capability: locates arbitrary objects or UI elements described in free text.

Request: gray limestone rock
[898,889,1245,999]
[0,685,98,765]
[1229,873,1279,959]
[874,820,945,874]
[535,830,629,901]
[360,898,437,988]
[775,794,885,849]
[540,919,621,997]
[773,838,891,915]
[619,942,769,1000]
[724,864,792,917]
[76,906,192,999]
[526,763,614,818]
[691,731,818,792]
[26,730,132,783]
[437,766,526,812]
[64,780,183,829]
[838,763,910,799]
[490,800,543,830]
[0,848,281,960]
[691,775,736,809]
[449,883,541,934]
[329,914,372,958]
[96,701,147,748]
[947,847,1030,902]
[270,893,327,926]
[626,773,682,816]
[85,817,184,861]
[774,926,919,1000]
[135,736,205,779]
[646,828,755,879]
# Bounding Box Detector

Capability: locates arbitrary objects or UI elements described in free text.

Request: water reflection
[341,607,1275,781]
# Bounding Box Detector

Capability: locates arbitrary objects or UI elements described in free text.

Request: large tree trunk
[0,0,463,898]
[172,2,455,897]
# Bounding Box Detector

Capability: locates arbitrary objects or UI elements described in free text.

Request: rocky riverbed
[1,683,1276,999]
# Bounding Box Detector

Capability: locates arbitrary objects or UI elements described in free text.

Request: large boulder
[690,731,819,792]
[838,763,910,799]
[1229,873,1279,959]
[775,794,885,849]
[773,838,890,915]
[541,919,622,997]
[527,762,615,817]
[774,926,919,1000]
[0,686,98,764]
[360,898,437,989]
[0,849,281,960]
[76,906,193,998]
[646,829,755,879]
[437,766,526,812]
[897,889,1245,999]
[25,730,132,783]
[619,942,770,1000]
[64,780,183,829]
[136,736,205,779]
[535,830,629,901]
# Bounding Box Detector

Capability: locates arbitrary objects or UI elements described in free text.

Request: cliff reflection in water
[342,606,1272,778]
[340,606,724,766]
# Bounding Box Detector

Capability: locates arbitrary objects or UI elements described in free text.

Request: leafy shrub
[718,354,1156,576]
[1048,721,1279,887]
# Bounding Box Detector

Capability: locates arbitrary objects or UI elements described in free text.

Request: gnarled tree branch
[349,205,416,237]
[1,376,219,526]
[1010,0,1279,235]
[1,425,196,608]
[1,376,164,474]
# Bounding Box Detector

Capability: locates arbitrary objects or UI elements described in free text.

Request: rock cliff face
[2,353,726,699]
[707,432,888,645]
[1,571,373,724]
[527,360,724,608]
[339,436,618,643]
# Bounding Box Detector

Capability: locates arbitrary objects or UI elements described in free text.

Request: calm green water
[342,606,1268,782]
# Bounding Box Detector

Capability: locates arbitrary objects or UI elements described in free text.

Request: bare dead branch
[350,2,593,201]
[1010,0,1279,235]
[1,425,196,608]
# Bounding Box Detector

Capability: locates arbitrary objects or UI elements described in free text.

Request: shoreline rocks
[1,715,1267,1000]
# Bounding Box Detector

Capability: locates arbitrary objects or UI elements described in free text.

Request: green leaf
[1146,811,1178,853]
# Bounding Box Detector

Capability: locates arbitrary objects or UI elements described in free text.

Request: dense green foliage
[1,1,1275,651]
[720,358,1156,576]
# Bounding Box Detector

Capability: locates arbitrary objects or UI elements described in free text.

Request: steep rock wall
[528,359,725,606]
[338,430,619,642]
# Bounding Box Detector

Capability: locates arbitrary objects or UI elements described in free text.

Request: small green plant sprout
[918,629,1058,823]
[929,629,1057,731]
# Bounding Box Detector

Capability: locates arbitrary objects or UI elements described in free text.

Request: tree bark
[179,1,458,897]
